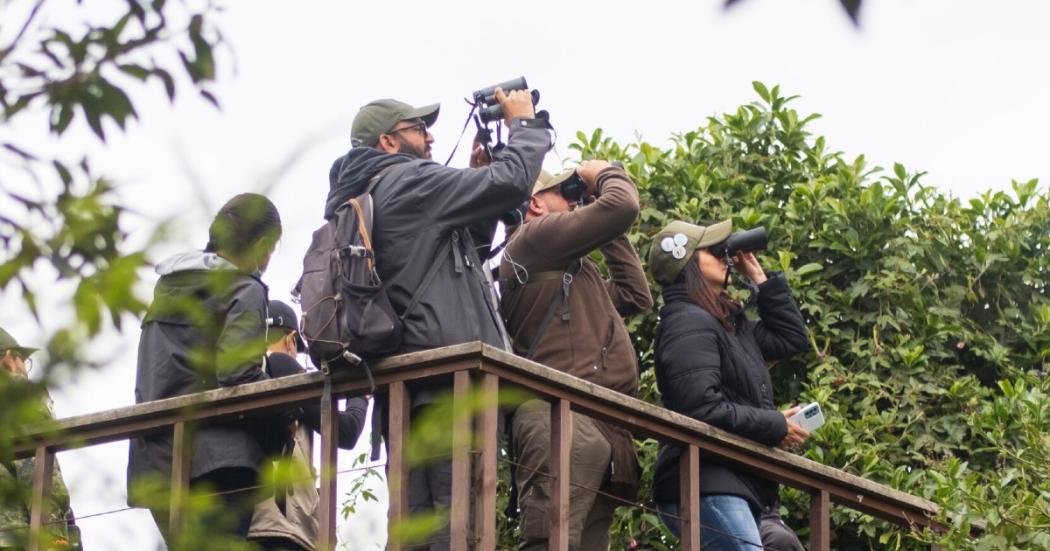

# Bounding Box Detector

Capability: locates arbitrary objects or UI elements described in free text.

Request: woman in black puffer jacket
[647,219,810,550]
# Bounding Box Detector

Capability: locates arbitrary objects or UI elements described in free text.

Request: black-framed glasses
[386,121,428,137]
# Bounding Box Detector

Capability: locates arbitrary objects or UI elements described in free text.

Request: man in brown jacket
[498,161,652,551]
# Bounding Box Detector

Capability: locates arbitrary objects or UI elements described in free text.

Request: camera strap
[444,102,479,166]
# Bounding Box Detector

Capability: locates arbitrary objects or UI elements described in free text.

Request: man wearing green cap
[498,161,652,551]
[325,88,549,550]
[0,328,81,550]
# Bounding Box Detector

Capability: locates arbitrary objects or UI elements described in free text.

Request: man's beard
[397,137,431,160]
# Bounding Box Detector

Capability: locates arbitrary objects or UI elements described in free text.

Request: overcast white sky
[3,0,1049,549]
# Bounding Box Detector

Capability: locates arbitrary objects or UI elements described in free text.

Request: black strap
[506,261,580,520]
[444,103,478,166]
[523,286,565,360]
[399,233,454,322]
[461,229,512,350]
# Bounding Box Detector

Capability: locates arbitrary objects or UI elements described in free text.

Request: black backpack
[294,183,402,372]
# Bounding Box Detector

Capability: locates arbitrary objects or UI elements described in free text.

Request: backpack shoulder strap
[398,232,455,322]
[521,259,582,360]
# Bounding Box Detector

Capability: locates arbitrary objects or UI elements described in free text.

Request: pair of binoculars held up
[472,76,540,124]
[709,227,768,258]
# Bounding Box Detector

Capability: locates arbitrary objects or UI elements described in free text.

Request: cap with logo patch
[648,219,732,285]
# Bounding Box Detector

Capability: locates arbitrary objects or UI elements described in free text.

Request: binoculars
[709,227,768,258]
[557,161,624,204]
[472,77,541,124]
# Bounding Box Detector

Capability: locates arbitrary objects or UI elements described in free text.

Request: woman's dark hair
[204,193,282,260]
[680,250,741,332]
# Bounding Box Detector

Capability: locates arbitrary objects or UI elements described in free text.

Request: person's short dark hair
[204,193,282,259]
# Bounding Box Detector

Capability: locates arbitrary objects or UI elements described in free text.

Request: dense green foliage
[565,82,1049,550]
[1,2,224,549]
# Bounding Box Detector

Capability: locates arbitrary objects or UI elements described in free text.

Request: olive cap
[350,99,440,148]
[648,219,732,285]
[531,170,556,195]
[0,327,38,358]
[532,169,578,195]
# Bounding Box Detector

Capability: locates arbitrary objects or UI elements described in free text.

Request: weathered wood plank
[318,379,339,551]
[475,374,499,551]
[449,371,471,551]
[28,446,54,551]
[14,357,479,458]
[810,489,830,551]
[12,341,982,542]
[387,381,410,551]
[477,345,954,529]
[679,445,701,551]
[549,399,571,551]
[168,421,192,539]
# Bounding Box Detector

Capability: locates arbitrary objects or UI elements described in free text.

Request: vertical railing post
[549,399,572,551]
[679,444,701,551]
[28,446,55,551]
[475,373,500,550]
[809,489,830,551]
[318,379,340,551]
[387,381,411,551]
[168,421,192,541]
[450,370,472,551]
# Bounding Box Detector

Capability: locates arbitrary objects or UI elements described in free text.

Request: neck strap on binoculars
[723,253,734,289]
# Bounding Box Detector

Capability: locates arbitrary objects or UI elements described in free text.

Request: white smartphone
[788,402,825,432]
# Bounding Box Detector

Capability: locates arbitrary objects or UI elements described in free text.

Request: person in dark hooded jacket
[128,193,288,544]
[647,219,811,551]
[326,89,548,550]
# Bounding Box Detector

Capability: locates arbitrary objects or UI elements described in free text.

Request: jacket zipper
[599,317,615,370]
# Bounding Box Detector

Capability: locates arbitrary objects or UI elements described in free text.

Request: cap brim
[534,169,574,195]
[408,103,440,128]
[699,219,733,249]
[10,346,38,358]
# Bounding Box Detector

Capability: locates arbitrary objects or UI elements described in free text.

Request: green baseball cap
[350,98,440,148]
[648,219,733,285]
[0,327,38,358]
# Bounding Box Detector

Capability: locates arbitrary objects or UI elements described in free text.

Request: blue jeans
[656,495,764,550]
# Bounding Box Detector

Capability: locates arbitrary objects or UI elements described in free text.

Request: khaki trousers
[512,399,615,551]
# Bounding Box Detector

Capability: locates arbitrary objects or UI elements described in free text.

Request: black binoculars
[557,161,624,204]
[709,227,768,258]
[472,77,540,124]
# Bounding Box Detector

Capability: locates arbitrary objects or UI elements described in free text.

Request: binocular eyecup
[709,227,768,258]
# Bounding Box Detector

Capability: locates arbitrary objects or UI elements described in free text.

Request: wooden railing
[14,342,978,550]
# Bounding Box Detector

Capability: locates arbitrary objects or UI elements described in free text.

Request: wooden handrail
[12,342,979,550]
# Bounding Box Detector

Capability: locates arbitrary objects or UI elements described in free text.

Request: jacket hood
[324,147,415,219]
[155,251,237,276]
